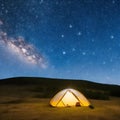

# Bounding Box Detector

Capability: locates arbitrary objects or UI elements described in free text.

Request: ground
[0,83,120,120]
[0,97,120,120]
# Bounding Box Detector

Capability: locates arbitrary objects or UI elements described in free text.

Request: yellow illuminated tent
[50,88,91,107]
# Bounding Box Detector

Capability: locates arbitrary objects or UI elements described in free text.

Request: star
[77,32,82,36]
[69,24,73,28]
[61,34,65,38]
[62,51,66,55]
[82,52,86,55]
[110,35,114,39]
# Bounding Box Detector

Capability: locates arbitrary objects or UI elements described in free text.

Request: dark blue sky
[0,0,120,84]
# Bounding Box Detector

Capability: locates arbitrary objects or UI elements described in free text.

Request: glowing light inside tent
[61,91,78,106]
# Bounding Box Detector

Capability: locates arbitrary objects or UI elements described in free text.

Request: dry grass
[0,97,120,120]
[0,85,120,120]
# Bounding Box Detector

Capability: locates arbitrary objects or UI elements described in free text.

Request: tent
[50,88,91,107]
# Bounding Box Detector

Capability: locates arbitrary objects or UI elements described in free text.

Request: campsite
[1,1,120,120]
[0,77,120,120]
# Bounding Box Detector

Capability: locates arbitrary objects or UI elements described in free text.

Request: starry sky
[0,0,120,85]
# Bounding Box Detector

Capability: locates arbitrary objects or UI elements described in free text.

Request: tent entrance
[59,91,79,106]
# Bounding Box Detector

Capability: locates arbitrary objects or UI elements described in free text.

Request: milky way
[0,20,46,68]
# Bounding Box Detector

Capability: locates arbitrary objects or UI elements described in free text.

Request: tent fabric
[50,88,91,107]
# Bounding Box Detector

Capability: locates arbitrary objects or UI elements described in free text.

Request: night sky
[0,0,120,84]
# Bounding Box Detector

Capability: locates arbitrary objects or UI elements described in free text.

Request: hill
[0,77,120,100]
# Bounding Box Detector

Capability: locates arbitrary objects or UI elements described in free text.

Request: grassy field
[0,77,120,120]
[0,97,120,120]
[0,84,120,120]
